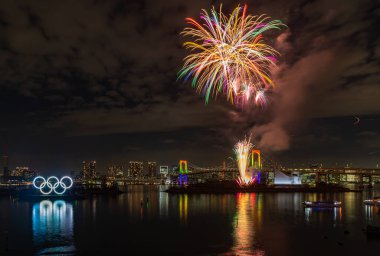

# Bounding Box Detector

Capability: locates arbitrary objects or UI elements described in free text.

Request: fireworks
[234,137,255,187]
[179,4,285,107]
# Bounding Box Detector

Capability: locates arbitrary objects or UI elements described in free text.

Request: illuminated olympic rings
[33,176,73,195]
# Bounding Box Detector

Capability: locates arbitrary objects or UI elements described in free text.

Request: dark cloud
[0,0,379,171]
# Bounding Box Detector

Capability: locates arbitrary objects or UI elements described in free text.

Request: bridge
[174,150,380,186]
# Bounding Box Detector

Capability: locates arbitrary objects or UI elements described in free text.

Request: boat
[363,197,380,206]
[302,201,342,208]
[366,225,380,238]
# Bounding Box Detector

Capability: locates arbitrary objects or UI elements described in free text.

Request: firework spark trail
[234,137,254,186]
[179,4,286,108]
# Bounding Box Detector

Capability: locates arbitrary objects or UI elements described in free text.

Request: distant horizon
[1,151,379,175]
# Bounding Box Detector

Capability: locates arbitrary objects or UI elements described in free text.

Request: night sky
[0,0,379,174]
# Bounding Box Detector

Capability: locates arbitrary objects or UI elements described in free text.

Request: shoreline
[165,182,362,194]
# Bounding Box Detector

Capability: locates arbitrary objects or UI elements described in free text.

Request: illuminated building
[128,161,144,179]
[11,166,29,176]
[170,165,178,175]
[14,166,36,181]
[6,166,36,181]
[81,161,97,180]
[107,165,124,178]
[274,170,301,185]
[147,162,157,178]
[159,166,169,176]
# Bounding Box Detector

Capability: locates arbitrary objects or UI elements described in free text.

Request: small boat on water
[363,197,380,206]
[302,201,342,208]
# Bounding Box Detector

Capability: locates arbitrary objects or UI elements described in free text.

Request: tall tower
[251,150,261,169]
[128,161,144,179]
[147,162,157,178]
[179,160,188,186]
[81,161,88,180]
[2,156,9,181]
[89,161,97,179]
[81,160,97,180]
[251,149,262,184]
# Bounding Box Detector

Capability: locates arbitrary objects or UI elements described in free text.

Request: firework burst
[179,4,285,108]
[234,137,254,186]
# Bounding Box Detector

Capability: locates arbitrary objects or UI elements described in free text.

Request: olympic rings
[33,176,73,195]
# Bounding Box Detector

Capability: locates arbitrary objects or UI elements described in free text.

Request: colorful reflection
[364,205,379,223]
[304,207,342,224]
[32,200,75,254]
[179,194,188,225]
[230,193,264,256]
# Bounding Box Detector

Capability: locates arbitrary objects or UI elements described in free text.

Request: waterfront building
[11,166,29,176]
[159,166,169,175]
[274,170,301,185]
[170,165,178,175]
[22,169,37,181]
[147,162,157,178]
[128,161,144,179]
[81,161,97,180]
[10,166,36,181]
[107,165,124,179]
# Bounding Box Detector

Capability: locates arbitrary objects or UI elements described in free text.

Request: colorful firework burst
[179,4,285,107]
[234,137,254,187]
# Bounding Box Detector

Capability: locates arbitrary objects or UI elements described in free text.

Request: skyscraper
[107,165,123,178]
[147,162,157,178]
[89,161,96,179]
[159,166,169,175]
[128,161,143,179]
[81,161,97,180]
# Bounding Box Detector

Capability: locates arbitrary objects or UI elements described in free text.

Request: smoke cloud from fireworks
[251,32,334,151]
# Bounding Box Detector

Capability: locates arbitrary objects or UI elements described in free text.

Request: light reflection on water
[1,186,379,255]
[364,205,380,223]
[32,200,75,255]
[228,193,265,256]
[304,207,342,224]
[159,191,169,218]
[179,194,188,226]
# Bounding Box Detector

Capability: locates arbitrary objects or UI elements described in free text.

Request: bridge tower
[179,160,188,186]
[251,150,261,169]
[251,149,262,184]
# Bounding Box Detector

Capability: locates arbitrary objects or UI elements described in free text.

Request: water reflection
[304,207,342,224]
[364,205,380,223]
[32,200,75,255]
[230,193,264,256]
[179,194,188,225]
[159,192,169,218]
